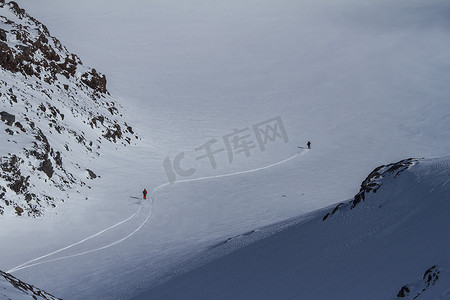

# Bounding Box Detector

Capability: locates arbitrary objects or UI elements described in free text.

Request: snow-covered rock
[0,1,138,217]
[322,157,420,221]
[1,269,60,299]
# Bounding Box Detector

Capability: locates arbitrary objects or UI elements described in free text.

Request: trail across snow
[7,150,307,274]
[6,204,144,273]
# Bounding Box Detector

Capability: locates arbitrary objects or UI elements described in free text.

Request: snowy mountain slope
[1,269,60,300]
[137,156,450,299]
[0,1,138,217]
[0,0,449,299]
[15,0,450,217]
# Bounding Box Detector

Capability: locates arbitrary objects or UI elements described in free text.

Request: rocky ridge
[322,158,420,221]
[0,1,138,216]
[1,269,61,299]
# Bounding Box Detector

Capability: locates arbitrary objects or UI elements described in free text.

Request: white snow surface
[1,0,449,299]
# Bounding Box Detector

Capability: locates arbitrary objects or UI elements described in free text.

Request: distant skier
[143,188,148,200]
[307,141,311,149]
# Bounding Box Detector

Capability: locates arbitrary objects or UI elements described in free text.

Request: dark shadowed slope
[138,157,450,300]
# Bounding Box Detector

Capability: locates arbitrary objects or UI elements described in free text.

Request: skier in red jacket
[143,188,148,200]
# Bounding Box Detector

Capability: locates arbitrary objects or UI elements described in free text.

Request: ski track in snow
[7,150,307,273]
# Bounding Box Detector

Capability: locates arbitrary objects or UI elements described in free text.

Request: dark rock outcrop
[0,111,15,125]
[397,285,410,298]
[0,269,61,299]
[350,158,418,209]
[86,169,97,179]
[81,68,108,94]
[15,205,23,216]
[323,158,419,221]
[322,202,344,221]
[38,158,54,179]
[395,265,440,299]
